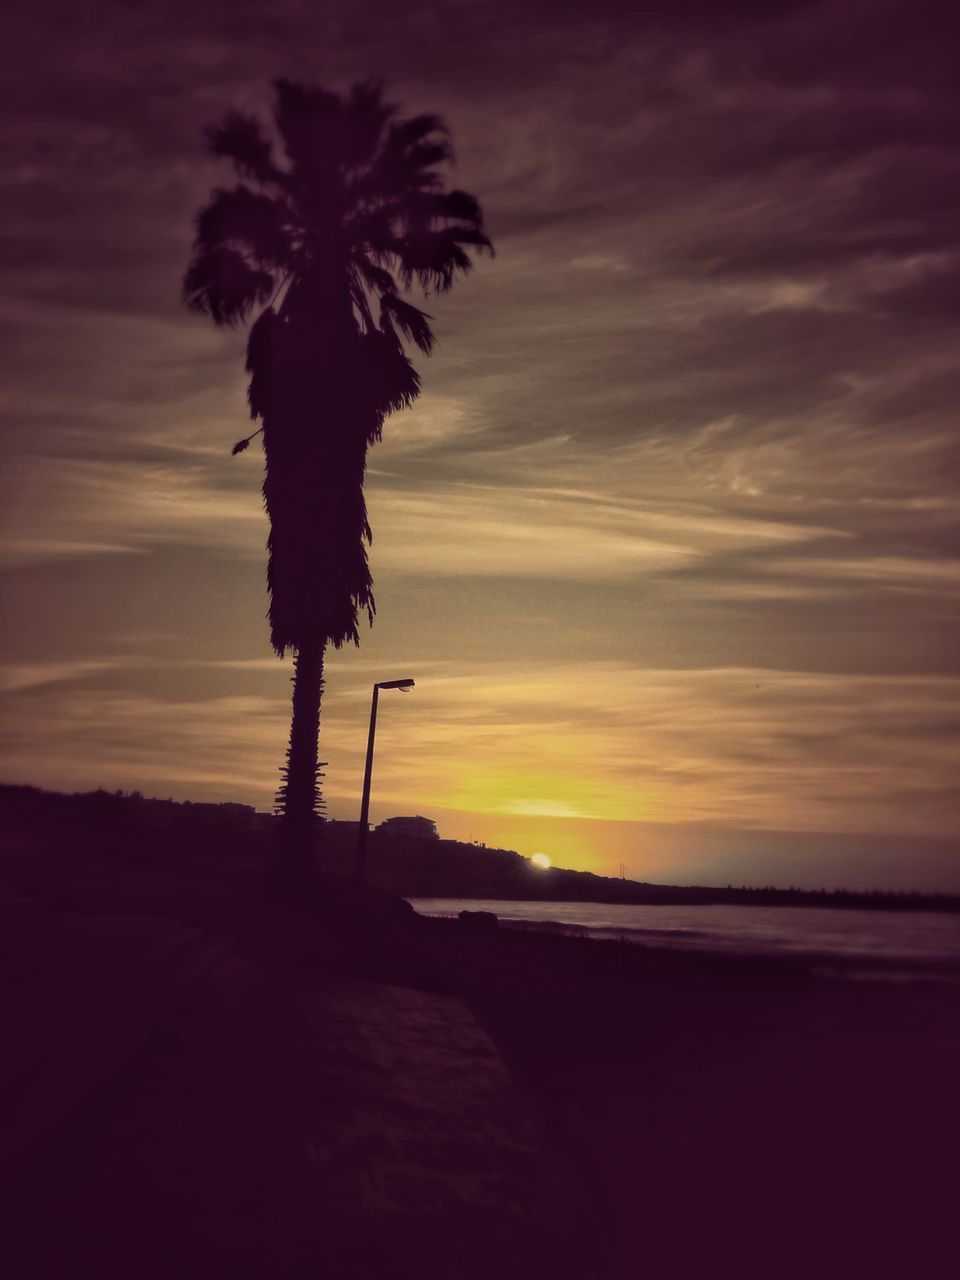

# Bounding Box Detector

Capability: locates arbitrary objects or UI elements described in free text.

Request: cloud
[378,663,960,836]
[367,478,852,582]
[5,659,957,847]
[2,0,958,890]
[1,453,266,567]
[775,556,960,593]
[0,684,291,803]
[0,659,133,692]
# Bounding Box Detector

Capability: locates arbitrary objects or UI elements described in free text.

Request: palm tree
[183,80,491,880]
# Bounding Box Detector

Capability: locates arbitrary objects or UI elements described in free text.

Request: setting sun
[530,852,552,869]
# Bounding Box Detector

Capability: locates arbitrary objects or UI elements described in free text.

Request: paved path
[2,910,592,1279]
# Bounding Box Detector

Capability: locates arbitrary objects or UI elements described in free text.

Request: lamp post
[356,678,415,882]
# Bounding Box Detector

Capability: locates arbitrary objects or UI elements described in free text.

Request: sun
[530,852,552,869]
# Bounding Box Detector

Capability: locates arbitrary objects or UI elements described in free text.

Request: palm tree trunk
[275,633,325,885]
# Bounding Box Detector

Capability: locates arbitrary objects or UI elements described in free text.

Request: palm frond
[383,112,448,155]
[194,186,295,270]
[346,204,398,252]
[343,79,396,166]
[380,293,435,353]
[362,123,452,202]
[245,307,285,420]
[359,331,422,417]
[445,225,494,251]
[414,188,485,228]
[273,78,343,171]
[350,279,376,333]
[205,111,278,184]
[352,255,398,296]
[182,247,275,326]
[402,140,453,178]
[395,229,483,293]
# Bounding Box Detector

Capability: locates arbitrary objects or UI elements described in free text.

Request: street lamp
[356,678,415,882]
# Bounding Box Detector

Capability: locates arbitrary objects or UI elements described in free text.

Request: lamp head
[377,678,415,691]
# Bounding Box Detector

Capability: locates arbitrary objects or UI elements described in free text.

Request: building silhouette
[377,815,439,840]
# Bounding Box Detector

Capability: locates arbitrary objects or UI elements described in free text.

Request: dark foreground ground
[457,931,958,1278]
[1,813,958,1278]
[371,912,960,1280]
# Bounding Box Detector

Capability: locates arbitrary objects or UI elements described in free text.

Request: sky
[2,0,959,890]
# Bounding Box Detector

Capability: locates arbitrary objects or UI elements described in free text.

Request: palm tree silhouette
[183,80,491,881]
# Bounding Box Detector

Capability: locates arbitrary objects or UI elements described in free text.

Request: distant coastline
[3,782,958,914]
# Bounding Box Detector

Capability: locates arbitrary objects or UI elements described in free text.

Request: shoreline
[406,896,960,981]
[381,910,960,1279]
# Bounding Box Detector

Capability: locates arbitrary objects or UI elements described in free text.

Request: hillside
[2,783,957,914]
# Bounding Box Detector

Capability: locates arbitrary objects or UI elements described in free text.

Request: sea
[408,898,960,974]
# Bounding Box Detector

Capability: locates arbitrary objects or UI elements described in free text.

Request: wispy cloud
[0,659,134,692]
[8,660,954,850]
[775,556,960,592]
[357,664,960,837]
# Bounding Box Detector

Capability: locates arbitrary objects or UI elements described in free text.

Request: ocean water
[408,898,960,970]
